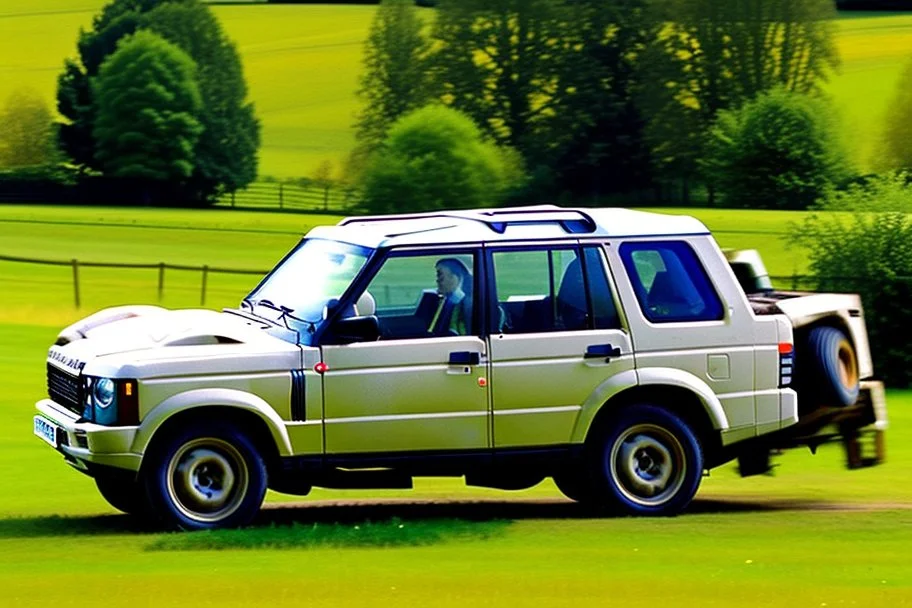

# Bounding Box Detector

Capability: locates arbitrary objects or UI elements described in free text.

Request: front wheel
[95,471,146,515]
[143,423,267,530]
[591,405,703,516]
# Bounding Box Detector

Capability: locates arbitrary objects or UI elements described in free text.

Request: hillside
[1,3,911,177]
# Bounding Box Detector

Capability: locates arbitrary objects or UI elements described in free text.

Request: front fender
[132,388,294,458]
[570,367,730,444]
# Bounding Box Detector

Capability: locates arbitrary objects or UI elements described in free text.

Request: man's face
[436,265,461,295]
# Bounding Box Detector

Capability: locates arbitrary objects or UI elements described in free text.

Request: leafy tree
[547,0,654,199]
[640,0,839,201]
[703,87,850,210]
[430,0,565,159]
[92,31,202,193]
[0,89,57,168]
[793,204,912,387]
[360,105,519,213]
[877,56,912,171]
[355,0,432,154]
[56,0,259,201]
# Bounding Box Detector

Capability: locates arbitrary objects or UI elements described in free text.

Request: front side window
[619,241,724,323]
[356,252,476,340]
[245,238,371,342]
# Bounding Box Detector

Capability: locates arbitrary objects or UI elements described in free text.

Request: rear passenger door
[486,244,634,449]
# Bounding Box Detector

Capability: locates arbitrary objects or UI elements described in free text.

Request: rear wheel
[143,423,267,530]
[590,405,703,516]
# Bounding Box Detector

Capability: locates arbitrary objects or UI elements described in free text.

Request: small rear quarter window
[620,241,724,323]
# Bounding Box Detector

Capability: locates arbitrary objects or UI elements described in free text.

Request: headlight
[93,378,116,409]
[82,376,139,426]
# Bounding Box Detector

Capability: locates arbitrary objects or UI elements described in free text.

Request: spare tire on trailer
[805,325,860,407]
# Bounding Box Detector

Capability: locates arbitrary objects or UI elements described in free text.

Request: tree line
[1,0,259,205]
[352,0,865,211]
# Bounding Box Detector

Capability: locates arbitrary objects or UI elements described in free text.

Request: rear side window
[619,241,724,323]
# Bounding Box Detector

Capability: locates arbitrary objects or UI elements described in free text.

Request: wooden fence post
[279,184,284,210]
[71,258,80,308]
[158,263,165,302]
[201,265,209,306]
[231,191,236,208]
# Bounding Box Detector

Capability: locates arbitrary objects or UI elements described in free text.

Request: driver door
[320,248,490,455]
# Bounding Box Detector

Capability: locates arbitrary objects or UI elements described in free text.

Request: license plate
[34,416,59,448]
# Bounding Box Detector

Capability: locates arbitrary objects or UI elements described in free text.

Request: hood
[48,305,301,378]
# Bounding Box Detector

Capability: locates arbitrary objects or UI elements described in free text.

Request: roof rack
[338,205,598,235]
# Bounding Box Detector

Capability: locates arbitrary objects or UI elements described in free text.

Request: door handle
[584,344,622,361]
[449,351,481,365]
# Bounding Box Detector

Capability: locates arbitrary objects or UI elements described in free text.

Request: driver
[428,258,472,336]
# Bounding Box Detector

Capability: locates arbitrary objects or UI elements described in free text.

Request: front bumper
[34,399,141,474]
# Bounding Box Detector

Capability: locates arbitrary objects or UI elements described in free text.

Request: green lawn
[1,204,910,605]
[1,4,911,178]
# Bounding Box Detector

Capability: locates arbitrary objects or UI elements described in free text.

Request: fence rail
[3,252,912,310]
[0,254,268,308]
[215,181,362,212]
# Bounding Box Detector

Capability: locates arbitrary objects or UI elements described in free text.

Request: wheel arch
[133,389,291,472]
[573,371,728,468]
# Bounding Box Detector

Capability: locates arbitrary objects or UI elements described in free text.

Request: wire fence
[3,251,911,310]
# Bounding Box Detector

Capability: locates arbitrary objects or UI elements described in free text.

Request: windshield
[244,238,372,343]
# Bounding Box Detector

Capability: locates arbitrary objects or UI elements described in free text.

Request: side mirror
[328,315,381,344]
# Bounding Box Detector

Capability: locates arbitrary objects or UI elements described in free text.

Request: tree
[56,0,259,201]
[92,31,203,196]
[547,0,654,199]
[702,88,850,210]
[0,89,57,168]
[355,0,432,154]
[360,105,519,214]
[877,55,912,171]
[639,0,840,201]
[141,1,260,199]
[430,0,565,160]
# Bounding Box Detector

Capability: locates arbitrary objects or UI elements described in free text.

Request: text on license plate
[34,416,59,448]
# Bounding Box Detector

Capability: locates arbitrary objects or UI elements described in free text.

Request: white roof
[305,205,709,249]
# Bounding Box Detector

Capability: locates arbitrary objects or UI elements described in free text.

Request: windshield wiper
[252,299,316,334]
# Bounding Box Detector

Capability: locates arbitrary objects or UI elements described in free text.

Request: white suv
[34,206,887,529]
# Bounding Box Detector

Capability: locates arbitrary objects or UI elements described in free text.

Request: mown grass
[1,204,910,605]
[1,4,911,177]
[146,518,510,551]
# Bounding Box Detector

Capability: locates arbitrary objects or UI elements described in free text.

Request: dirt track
[257,496,912,526]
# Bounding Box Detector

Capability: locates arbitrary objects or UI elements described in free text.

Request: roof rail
[339,205,598,235]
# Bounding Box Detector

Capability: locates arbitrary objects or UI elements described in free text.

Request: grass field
[0,204,910,605]
[2,3,912,178]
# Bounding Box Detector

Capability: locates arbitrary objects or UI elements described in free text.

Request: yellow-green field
[1,204,910,606]
[1,3,911,178]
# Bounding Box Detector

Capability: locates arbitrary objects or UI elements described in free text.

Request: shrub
[359,105,523,214]
[704,87,851,210]
[792,205,912,386]
[815,172,912,212]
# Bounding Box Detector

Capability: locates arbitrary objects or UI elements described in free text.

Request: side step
[314,468,413,490]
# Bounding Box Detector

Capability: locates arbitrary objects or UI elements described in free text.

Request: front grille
[47,364,83,415]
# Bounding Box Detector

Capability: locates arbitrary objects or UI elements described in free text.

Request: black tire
[806,326,860,407]
[143,423,267,531]
[590,405,703,516]
[553,468,596,504]
[95,471,145,515]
